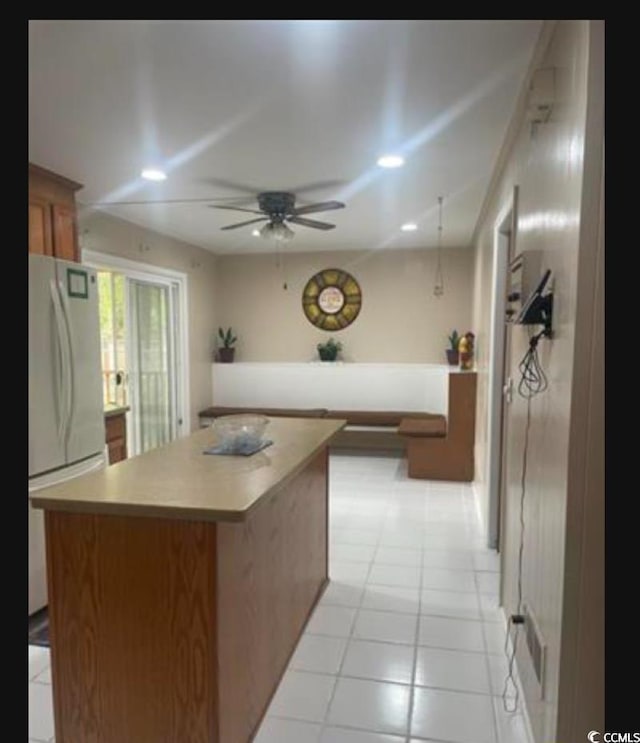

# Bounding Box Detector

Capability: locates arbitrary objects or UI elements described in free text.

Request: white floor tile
[418,616,485,653]
[28,682,55,742]
[420,588,481,620]
[342,639,414,684]
[368,564,421,588]
[306,606,357,638]
[353,609,417,645]
[33,665,52,684]
[378,530,424,548]
[321,581,365,608]
[474,551,501,572]
[290,634,347,675]
[29,645,50,681]
[479,593,505,623]
[425,534,485,551]
[415,647,491,694]
[331,544,377,563]
[476,571,501,595]
[493,696,532,743]
[331,561,371,584]
[361,585,420,615]
[483,621,509,655]
[327,677,411,736]
[321,727,405,742]
[268,670,336,722]
[333,514,386,531]
[332,529,380,546]
[255,717,322,743]
[410,686,496,743]
[374,546,422,567]
[422,567,477,593]
[422,550,474,570]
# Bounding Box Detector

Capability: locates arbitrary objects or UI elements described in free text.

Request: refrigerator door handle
[58,279,75,438]
[50,278,71,442]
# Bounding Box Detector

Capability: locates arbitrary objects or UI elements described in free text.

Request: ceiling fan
[210,191,345,242]
[88,177,345,242]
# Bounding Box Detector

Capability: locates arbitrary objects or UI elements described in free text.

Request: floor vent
[523,604,546,696]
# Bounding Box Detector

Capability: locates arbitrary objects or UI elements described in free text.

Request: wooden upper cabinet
[28,164,83,262]
[28,196,53,256]
[51,203,78,262]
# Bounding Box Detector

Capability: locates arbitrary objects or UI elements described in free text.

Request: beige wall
[215,247,473,363]
[78,211,218,432]
[471,20,603,743]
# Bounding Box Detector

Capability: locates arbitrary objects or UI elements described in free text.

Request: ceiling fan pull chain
[433,195,445,298]
[275,241,288,289]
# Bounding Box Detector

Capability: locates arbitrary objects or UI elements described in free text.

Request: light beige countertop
[104,404,130,418]
[30,417,345,523]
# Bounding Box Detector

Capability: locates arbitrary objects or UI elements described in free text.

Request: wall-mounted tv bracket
[515,269,553,339]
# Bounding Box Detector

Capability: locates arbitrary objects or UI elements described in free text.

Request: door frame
[486,186,518,549]
[82,249,191,437]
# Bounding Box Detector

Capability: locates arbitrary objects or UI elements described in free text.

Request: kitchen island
[30,416,345,743]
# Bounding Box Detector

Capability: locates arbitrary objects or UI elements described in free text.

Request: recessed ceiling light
[252,229,260,237]
[377,154,404,169]
[401,223,418,232]
[141,168,167,181]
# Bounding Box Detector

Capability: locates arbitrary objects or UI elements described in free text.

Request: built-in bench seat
[198,370,477,480]
[198,406,446,452]
[399,372,477,481]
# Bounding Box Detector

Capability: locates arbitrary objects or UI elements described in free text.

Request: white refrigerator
[28,254,106,615]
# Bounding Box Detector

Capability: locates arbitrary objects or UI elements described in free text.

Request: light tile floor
[28,453,531,743]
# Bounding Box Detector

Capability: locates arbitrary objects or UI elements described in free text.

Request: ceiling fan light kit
[259,221,294,242]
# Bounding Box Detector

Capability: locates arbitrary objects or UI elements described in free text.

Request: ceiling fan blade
[209,205,264,215]
[287,216,335,230]
[199,177,260,195]
[290,200,345,216]
[221,218,268,231]
[289,179,345,195]
[86,197,247,206]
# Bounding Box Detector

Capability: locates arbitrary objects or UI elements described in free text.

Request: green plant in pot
[217,327,237,363]
[317,337,342,361]
[446,330,460,365]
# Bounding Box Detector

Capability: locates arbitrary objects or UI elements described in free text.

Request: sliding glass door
[92,251,188,460]
[127,278,179,455]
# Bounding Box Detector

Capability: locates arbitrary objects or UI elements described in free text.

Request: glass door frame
[82,249,191,443]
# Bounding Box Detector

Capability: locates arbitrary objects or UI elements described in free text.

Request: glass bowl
[212,414,269,452]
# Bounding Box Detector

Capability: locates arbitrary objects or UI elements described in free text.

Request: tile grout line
[405,489,428,743]
[317,468,384,740]
[476,570,503,743]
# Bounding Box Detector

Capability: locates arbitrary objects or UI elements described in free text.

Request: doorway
[84,250,190,456]
[486,186,518,549]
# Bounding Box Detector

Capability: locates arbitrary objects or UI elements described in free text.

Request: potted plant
[217,327,237,363]
[317,337,342,361]
[446,330,460,365]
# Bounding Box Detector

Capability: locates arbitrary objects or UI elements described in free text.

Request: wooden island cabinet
[29,163,82,262]
[104,407,129,464]
[31,416,345,743]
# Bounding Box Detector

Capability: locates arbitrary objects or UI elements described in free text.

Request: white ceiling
[29,20,541,255]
